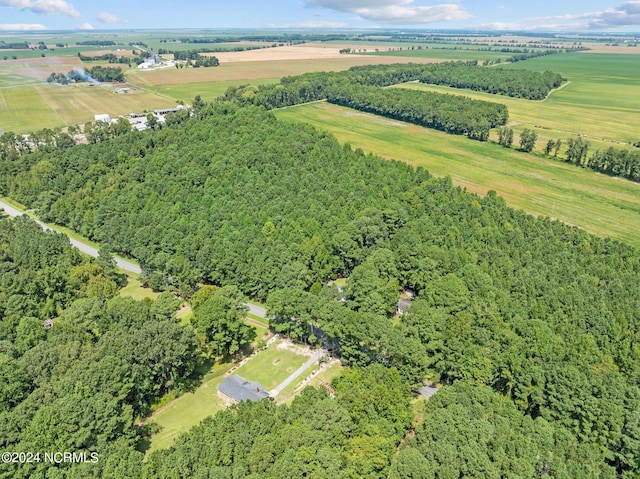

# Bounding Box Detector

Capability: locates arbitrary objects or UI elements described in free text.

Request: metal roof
[218,375,269,402]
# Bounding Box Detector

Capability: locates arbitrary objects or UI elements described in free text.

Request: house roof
[218,375,269,402]
[397,298,413,312]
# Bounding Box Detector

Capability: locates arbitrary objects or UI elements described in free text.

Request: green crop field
[399,53,640,146]
[145,77,280,103]
[0,83,177,133]
[363,48,515,62]
[275,102,640,248]
[37,84,176,125]
[0,85,63,132]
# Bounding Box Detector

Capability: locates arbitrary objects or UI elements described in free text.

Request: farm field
[364,48,516,62]
[36,83,175,125]
[0,85,63,131]
[400,53,640,146]
[275,102,640,248]
[0,82,177,133]
[126,55,437,87]
[145,77,280,103]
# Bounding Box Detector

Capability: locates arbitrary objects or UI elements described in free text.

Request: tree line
[326,84,508,141]
[496,128,640,182]
[419,61,565,100]
[46,66,124,84]
[2,105,640,476]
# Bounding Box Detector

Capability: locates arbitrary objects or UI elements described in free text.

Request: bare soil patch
[581,45,640,54]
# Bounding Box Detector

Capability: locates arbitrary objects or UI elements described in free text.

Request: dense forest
[418,62,565,100]
[1,105,640,476]
[326,84,508,140]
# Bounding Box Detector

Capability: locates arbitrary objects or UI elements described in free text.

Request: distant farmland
[275,101,640,248]
[397,53,640,146]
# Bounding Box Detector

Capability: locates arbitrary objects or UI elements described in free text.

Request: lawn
[275,102,640,248]
[278,360,344,404]
[233,338,312,390]
[119,277,160,301]
[144,338,316,454]
[145,363,232,455]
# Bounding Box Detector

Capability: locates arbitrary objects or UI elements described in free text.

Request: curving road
[0,199,142,274]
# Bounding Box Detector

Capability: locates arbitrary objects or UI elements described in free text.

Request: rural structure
[218,375,270,404]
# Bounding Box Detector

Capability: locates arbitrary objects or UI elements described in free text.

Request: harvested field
[36,83,175,126]
[127,55,439,87]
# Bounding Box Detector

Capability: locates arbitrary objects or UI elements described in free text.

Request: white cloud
[77,22,94,30]
[304,0,471,25]
[96,11,126,24]
[0,22,47,30]
[481,1,640,31]
[0,0,80,17]
[266,20,348,28]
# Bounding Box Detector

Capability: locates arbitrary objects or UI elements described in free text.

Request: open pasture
[275,102,640,248]
[397,53,640,146]
[0,82,176,133]
[0,85,63,132]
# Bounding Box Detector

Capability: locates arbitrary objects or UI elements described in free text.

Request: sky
[1,0,640,32]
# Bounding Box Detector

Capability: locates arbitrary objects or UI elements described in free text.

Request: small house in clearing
[397,298,413,315]
[218,375,270,404]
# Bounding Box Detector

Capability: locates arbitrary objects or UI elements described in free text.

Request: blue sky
[1,0,639,32]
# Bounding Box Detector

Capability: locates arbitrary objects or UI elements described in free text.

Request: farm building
[218,375,269,404]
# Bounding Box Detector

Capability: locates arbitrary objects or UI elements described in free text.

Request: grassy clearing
[233,338,311,390]
[277,360,343,404]
[275,102,640,248]
[145,363,232,454]
[306,361,343,390]
[119,277,160,301]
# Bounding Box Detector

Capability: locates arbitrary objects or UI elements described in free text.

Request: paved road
[269,349,324,396]
[0,199,142,275]
[247,302,267,319]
